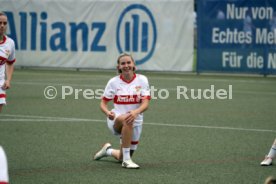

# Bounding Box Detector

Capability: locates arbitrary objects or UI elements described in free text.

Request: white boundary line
[13,81,104,88]
[0,119,91,122]
[149,76,276,84]
[1,114,275,133]
[15,71,276,84]
[1,114,103,122]
[145,122,276,133]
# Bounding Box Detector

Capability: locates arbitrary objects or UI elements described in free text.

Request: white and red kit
[102,73,151,125]
[0,146,9,184]
[0,35,16,104]
[102,73,151,150]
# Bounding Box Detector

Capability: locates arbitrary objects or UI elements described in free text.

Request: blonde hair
[0,12,7,17]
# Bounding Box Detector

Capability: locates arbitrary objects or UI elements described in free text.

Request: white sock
[106,148,113,156]
[0,146,9,183]
[122,148,130,161]
[267,145,276,158]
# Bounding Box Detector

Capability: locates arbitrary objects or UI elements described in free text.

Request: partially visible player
[93,53,151,169]
[264,176,276,184]
[0,146,9,184]
[0,12,16,113]
[261,138,276,166]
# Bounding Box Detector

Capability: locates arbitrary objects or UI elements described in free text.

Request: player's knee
[123,121,133,129]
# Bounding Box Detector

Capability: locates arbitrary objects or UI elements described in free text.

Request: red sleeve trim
[0,181,9,184]
[141,96,151,100]
[6,59,16,65]
[102,96,112,101]
[0,94,7,98]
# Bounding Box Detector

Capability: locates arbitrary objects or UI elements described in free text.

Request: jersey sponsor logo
[116,4,157,65]
[0,56,7,65]
[114,94,141,104]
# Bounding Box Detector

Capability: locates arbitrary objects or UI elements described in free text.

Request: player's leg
[94,113,139,168]
[0,146,9,184]
[113,114,139,169]
[261,138,276,166]
[129,125,143,158]
[113,114,133,160]
[93,113,126,161]
[93,142,112,160]
[0,88,6,113]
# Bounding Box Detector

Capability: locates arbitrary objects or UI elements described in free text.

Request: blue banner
[197,0,276,75]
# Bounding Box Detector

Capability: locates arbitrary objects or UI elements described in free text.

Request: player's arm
[3,39,16,90]
[125,98,150,124]
[126,75,151,124]
[134,98,150,114]
[3,62,14,90]
[100,98,115,120]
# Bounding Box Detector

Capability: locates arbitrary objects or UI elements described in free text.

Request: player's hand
[107,111,115,120]
[125,110,138,124]
[1,80,11,90]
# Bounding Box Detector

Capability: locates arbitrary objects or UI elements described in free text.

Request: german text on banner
[197,0,276,75]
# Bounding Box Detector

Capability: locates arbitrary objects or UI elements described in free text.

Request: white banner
[2,0,193,71]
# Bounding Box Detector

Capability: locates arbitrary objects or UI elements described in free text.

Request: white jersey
[102,73,151,125]
[0,35,16,85]
[0,146,9,183]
